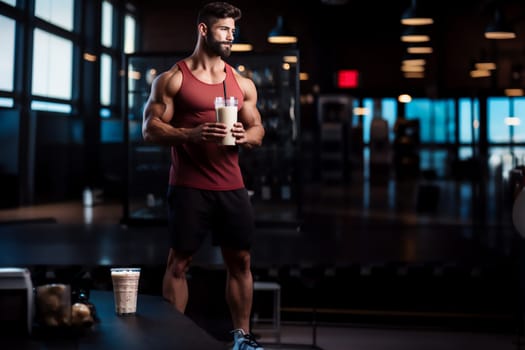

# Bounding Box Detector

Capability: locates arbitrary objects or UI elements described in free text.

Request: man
[142,2,265,350]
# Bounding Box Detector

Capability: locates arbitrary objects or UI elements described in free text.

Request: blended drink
[111,268,140,316]
[215,96,238,146]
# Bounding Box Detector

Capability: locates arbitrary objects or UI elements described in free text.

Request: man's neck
[186,47,227,84]
[190,45,224,72]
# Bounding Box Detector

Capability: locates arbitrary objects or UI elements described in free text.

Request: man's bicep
[240,78,263,127]
[239,100,262,127]
[144,100,170,123]
[145,75,175,123]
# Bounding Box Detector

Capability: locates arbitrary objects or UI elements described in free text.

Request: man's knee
[224,249,251,274]
[167,252,192,278]
[175,262,192,277]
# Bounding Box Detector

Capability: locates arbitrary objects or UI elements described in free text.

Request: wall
[33,113,85,203]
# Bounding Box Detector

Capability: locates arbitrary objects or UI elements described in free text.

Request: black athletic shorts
[167,186,255,253]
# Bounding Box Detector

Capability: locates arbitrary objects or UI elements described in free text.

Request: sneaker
[231,329,264,350]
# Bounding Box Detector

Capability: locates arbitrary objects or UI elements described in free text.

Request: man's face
[204,18,235,59]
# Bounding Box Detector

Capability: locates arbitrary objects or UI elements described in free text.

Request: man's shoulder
[158,64,183,81]
[169,61,184,74]
[151,64,183,95]
[231,68,256,93]
[228,65,249,82]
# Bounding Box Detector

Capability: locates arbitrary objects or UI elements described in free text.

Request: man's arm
[142,69,187,145]
[234,74,265,149]
[142,67,227,145]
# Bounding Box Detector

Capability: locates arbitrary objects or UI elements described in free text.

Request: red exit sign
[337,69,359,88]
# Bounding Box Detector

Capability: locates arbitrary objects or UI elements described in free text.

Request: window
[513,98,525,143]
[405,98,432,142]
[100,0,115,117]
[381,98,397,142]
[359,98,397,144]
[0,98,14,108]
[34,0,74,31]
[30,100,71,113]
[124,14,136,54]
[100,53,112,106]
[431,99,455,143]
[458,98,479,144]
[31,28,73,100]
[0,0,16,6]
[488,97,525,143]
[99,2,137,120]
[31,1,76,113]
[101,0,113,48]
[0,15,15,93]
[362,98,372,143]
[488,97,510,143]
[457,98,479,160]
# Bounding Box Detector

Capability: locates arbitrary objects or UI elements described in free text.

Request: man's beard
[205,32,232,59]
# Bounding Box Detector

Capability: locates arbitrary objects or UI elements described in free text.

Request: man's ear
[198,22,207,37]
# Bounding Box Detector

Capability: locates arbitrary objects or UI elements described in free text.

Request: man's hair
[197,2,241,26]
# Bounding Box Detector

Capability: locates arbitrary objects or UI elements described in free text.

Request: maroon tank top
[168,60,245,190]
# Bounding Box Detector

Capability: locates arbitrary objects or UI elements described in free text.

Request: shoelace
[238,333,261,349]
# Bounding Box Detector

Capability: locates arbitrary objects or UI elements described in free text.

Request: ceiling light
[401,26,430,42]
[404,72,425,79]
[407,44,433,54]
[268,16,297,44]
[484,9,516,39]
[502,64,525,95]
[470,69,491,78]
[474,49,496,70]
[231,26,253,52]
[231,42,253,52]
[472,49,496,70]
[475,61,496,71]
[401,65,424,72]
[505,88,524,97]
[402,56,426,66]
[283,55,298,63]
[398,94,412,103]
[401,0,433,26]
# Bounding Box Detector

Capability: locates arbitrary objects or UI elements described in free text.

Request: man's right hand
[190,122,228,143]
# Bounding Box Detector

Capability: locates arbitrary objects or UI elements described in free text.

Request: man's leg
[221,246,253,332]
[162,248,192,313]
[221,247,263,349]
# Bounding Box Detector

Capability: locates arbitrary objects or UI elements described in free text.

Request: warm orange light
[83,53,97,62]
[504,88,524,96]
[398,94,412,103]
[469,69,491,78]
[407,46,433,54]
[401,34,430,43]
